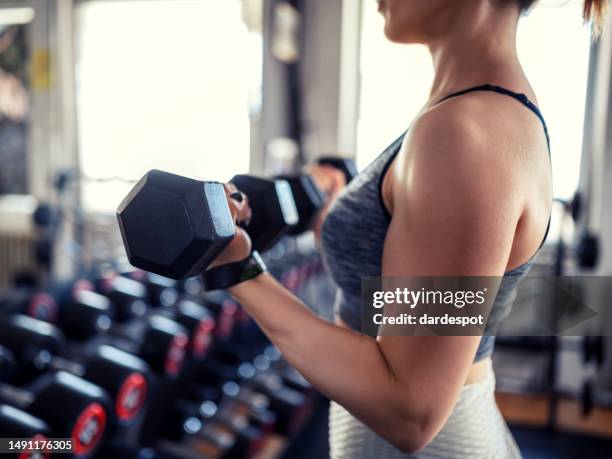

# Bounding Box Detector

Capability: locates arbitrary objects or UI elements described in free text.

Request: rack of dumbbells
[494,193,605,429]
[0,158,354,458]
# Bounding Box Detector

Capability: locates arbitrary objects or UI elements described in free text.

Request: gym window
[356,0,591,200]
[75,0,261,212]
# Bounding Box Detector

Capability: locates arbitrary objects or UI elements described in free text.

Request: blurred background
[0,0,610,458]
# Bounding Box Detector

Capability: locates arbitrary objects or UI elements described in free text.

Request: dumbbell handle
[0,384,34,408]
[34,351,83,376]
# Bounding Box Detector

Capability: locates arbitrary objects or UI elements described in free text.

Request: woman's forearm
[228,273,430,450]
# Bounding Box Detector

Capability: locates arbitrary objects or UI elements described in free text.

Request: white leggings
[329,362,522,459]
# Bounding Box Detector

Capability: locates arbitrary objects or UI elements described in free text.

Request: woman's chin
[383,24,416,44]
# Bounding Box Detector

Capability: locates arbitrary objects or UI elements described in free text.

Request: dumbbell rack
[494,197,606,431]
[0,236,331,459]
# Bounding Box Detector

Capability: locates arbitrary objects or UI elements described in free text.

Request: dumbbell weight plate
[275,175,325,235]
[230,175,299,252]
[28,372,111,457]
[83,345,150,424]
[140,316,189,378]
[117,170,235,280]
[0,316,65,382]
[0,345,16,382]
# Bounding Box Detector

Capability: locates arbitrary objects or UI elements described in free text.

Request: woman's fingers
[223,182,252,224]
[305,164,347,198]
[210,226,252,267]
[206,183,254,267]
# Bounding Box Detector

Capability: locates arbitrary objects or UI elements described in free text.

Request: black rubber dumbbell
[0,288,58,323]
[56,282,114,340]
[199,401,265,458]
[0,315,64,383]
[317,156,358,183]
[229,175,299,252]
[1,282,114,342]
[187,380,276,435]
[0,315,150,424]
[95,274,149,322]
[186,290,239,342]
[164,397,264,459]
[274,174,325,235]
[0,404,52,458]
[92,314,190,379]
[117,170,236,280]
[0,344,16,382]
[0,371,111,457]
[121,270,179,308]
[160,298,216,361]
[117,170,299,281]
[198,360,305,436]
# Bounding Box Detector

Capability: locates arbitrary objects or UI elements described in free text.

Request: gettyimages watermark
[360,276,610,337]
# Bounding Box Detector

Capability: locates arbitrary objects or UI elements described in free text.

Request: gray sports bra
[320,84,550,362]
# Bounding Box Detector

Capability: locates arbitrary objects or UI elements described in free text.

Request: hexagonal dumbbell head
[275,174,325,236]
[230,175,298,252]
[117,170,235,280]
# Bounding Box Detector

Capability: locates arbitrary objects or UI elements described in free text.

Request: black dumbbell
[187,290,239,341]
[229,175,299,252]
[188,380,276,434]
[0,344,16,382]
[201,401,265,458]
[0,316,150,424]
[93,314,190,379]
[317,156,358,183]
[96,274,149,322]
[1,404,51,437]
[274,174,325,235]
[98,279,220,363]
[122,270,179,308]
[55,282,114,340]
[0,315,64,383]
[1,283,113,342]
[164,398,263,459]
[161,298,216,361]
[117,170,236,280]
[198,360,305,436]
[0,371,111,457]
[275,157,359,237]
[32,283,188,379]
[117,170,300,281]
[0,288,58,323]
[0,404,52,458]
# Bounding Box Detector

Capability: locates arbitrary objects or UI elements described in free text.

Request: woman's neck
[426,1,524,104]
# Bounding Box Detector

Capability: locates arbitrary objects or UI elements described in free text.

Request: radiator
[0,195,38,291]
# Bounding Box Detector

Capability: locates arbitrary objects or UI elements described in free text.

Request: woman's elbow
[387,414,438,455]
[392,435,430,455]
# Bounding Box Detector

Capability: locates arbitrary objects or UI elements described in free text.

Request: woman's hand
[304,164,347,240]
[208,183,253,268]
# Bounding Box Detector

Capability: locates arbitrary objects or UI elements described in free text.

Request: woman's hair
[515,0,608,32]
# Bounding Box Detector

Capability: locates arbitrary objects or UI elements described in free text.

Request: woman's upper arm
[376,107,522,443]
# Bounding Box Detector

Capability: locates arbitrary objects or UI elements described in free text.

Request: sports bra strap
[436,84,551,151]
[435,83,552,250]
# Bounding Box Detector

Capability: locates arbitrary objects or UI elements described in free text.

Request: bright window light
[76,0,255,212]
[357,0,591,199]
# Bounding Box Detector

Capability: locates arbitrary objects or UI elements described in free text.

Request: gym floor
[283,395,612,459]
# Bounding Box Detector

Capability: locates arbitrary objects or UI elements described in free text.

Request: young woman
[213,0,607,457]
